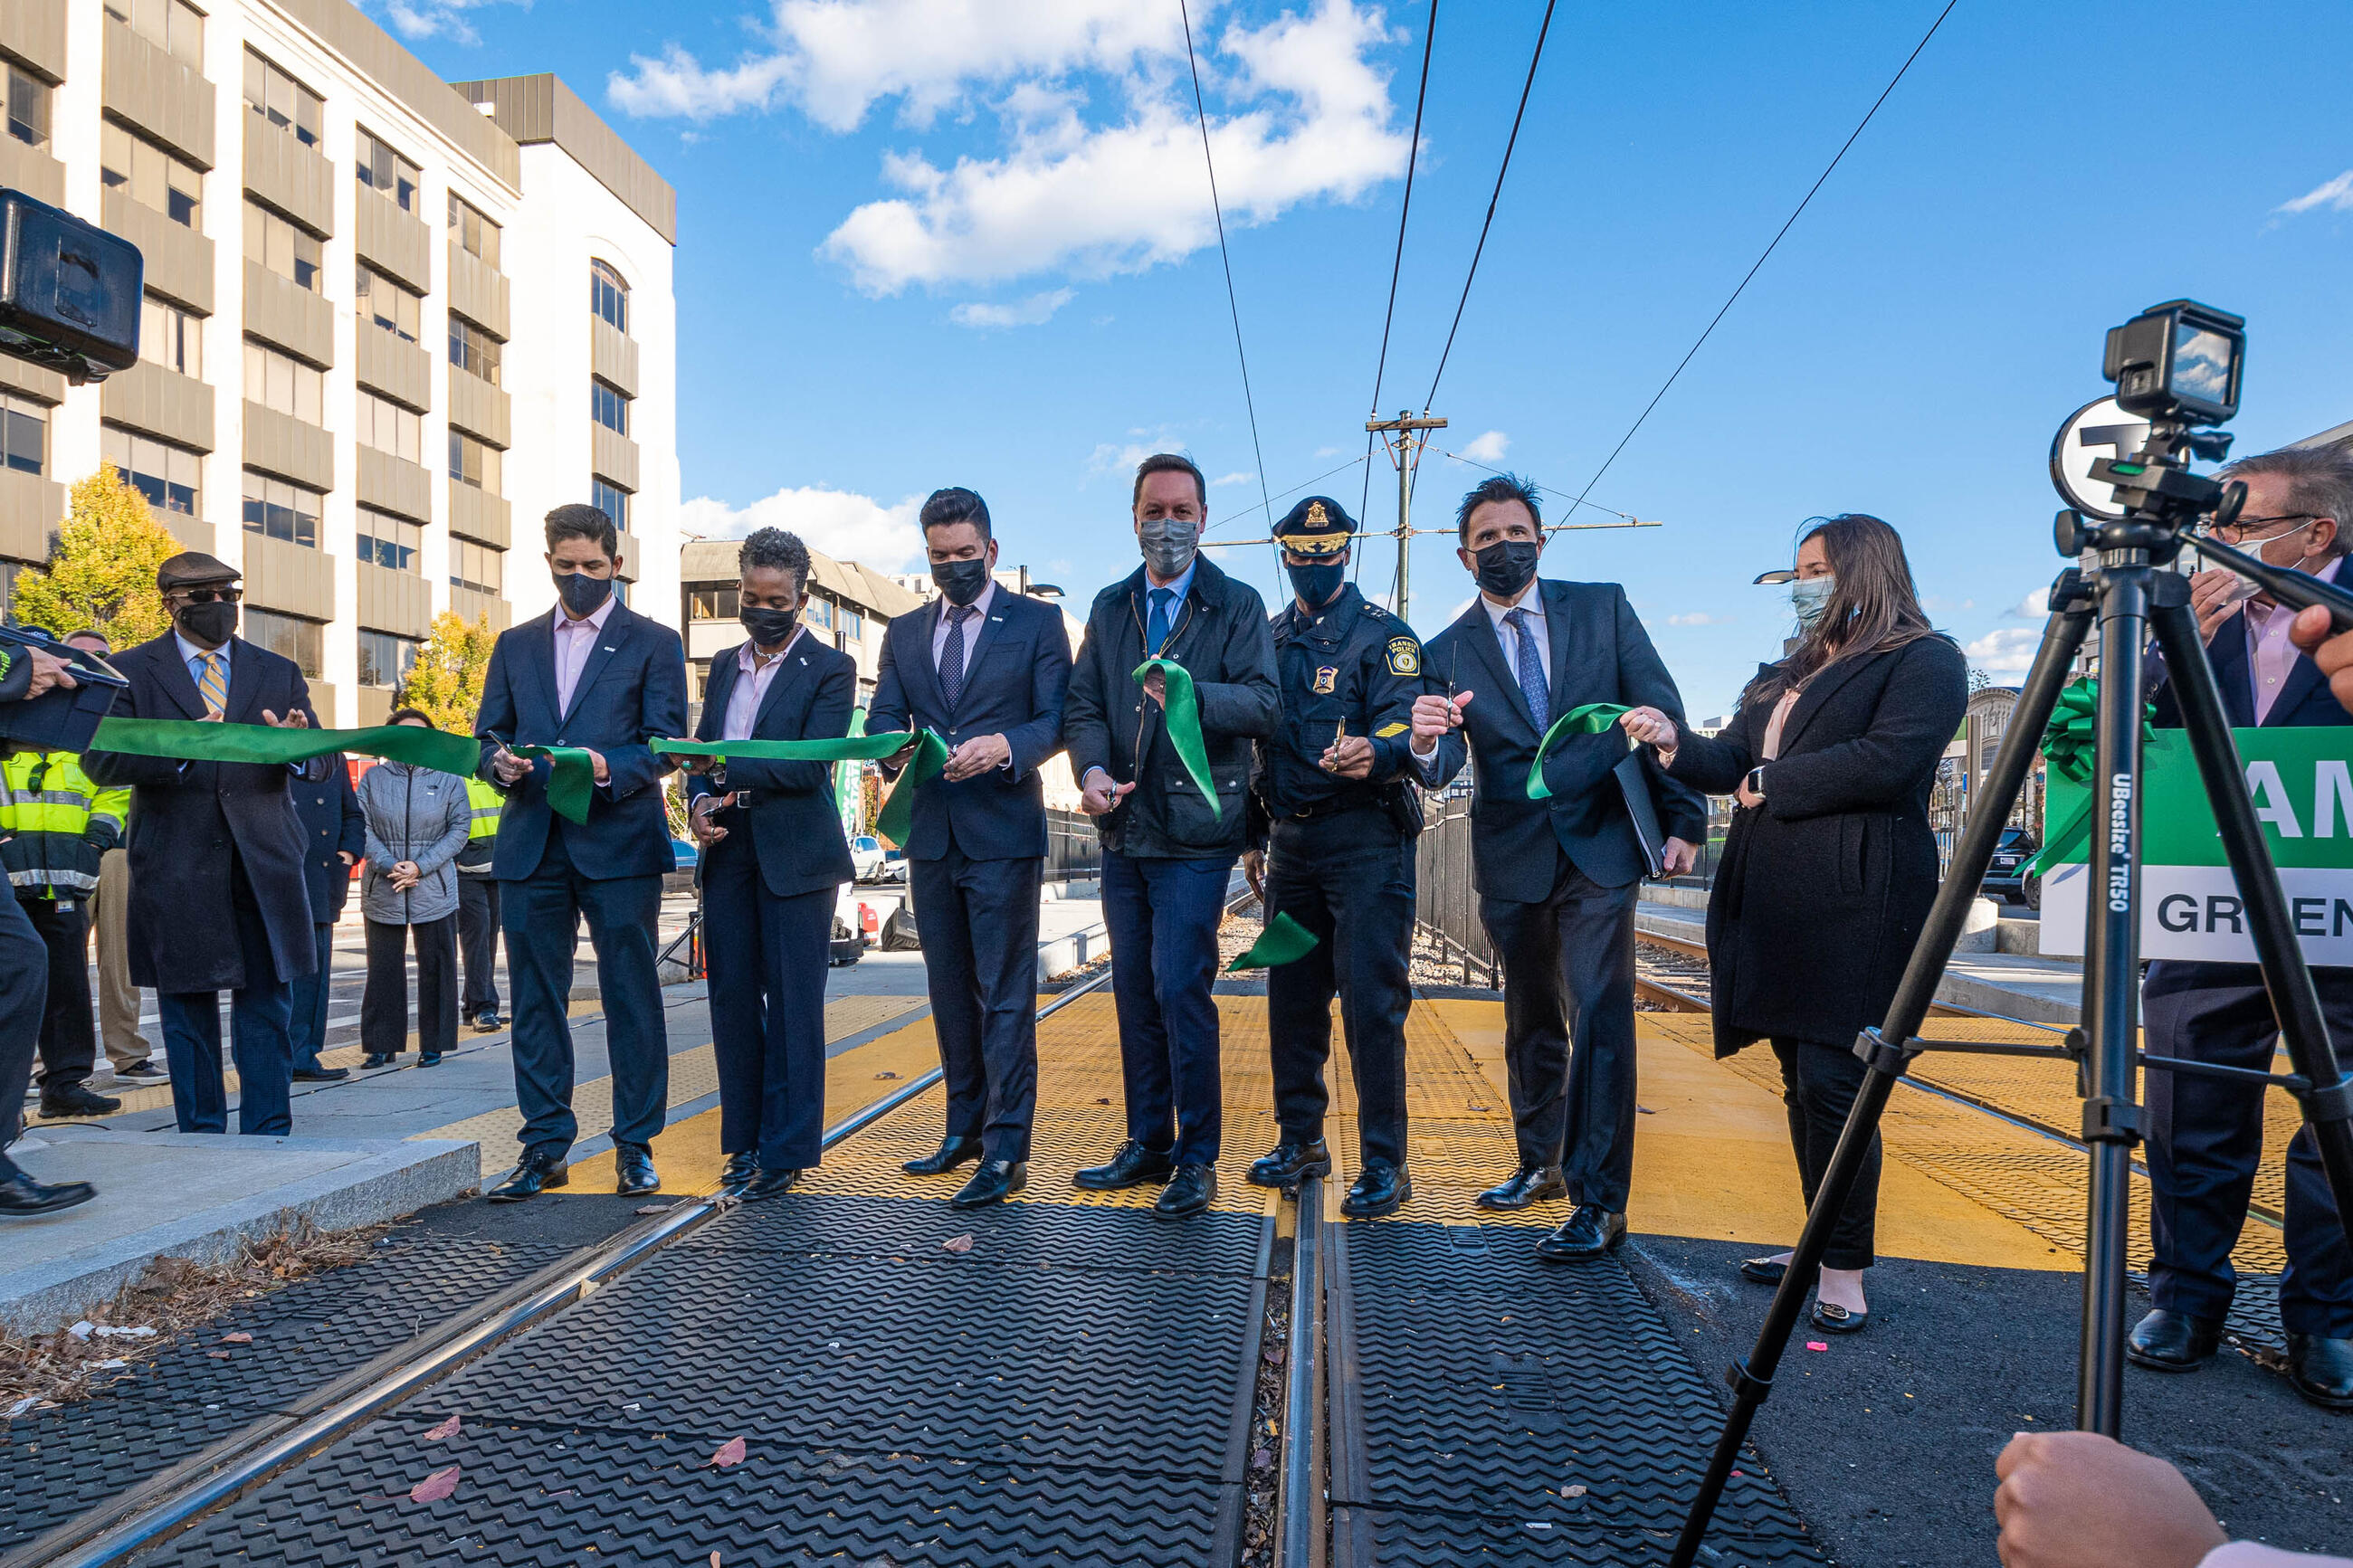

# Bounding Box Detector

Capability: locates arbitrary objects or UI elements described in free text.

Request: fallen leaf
[206,1351,230,1360]
[1564,1484,1587,1497]
[410,1465,462,1503]
[1805,1341,1829,1352]
[940,1234,975,1254]
[424,1414,462,1441]
[710,1436,747,1468]
[710,1554,721,1568]
[1730,1468,1745,1478]
[1467,1103,1491,1113]
[221,1332,253,1345]
[1094,1097,1110,1106]
[1250,1447,1273,1471]
[1636,1105,1657,1115]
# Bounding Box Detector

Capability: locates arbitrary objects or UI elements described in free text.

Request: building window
[243,51,320,148]
[243,340,324,425]
[590,478,630,533]
[589,260,629,335]
[804,596,833,631]
[242,471,321,549]
[448,316,500,385]
[244,201,321,292]
[838,607,863,641]
[5,62,49,149]
[0,560,22,625]
[355,129,420,214]
[101,122,202,229]
[688,585,738,622]
[139,294,201,377]
[356,264,421,343]
[450,539,503,596]
[449,430,501,494]
[103,0,203,69]
[102,426,198,516]
[243,607,323,678]
[448,193,501,271]
[590,379,629,436]
[2,394,47,477]
[356,508,421,574]
[357,629,419,691]
[355,391,421,464]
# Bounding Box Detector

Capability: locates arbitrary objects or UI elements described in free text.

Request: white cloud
[680,485,925,570]
[1664,612,1725,627]
[1313,444,1344,458]
[1965,627,2041,678]
[370,0,524,43]
[2277,169,2353,216]
[1212,470,1254,488]
[2002,589,2049,617]
[948,287,1075,328]
[1459,430,1510,463]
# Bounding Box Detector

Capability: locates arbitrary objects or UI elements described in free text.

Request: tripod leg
[1666,591,2093,1568]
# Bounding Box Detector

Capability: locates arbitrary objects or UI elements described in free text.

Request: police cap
[157,552,241,591]
[1273,496,1357,557]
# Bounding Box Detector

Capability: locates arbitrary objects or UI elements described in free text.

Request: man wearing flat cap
[83,553,325,1136]
[1243,498,1430,1217]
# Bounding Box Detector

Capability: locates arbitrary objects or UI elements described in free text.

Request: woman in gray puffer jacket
[355,708,472,1069]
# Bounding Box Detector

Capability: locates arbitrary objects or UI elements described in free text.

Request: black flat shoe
[1075,1139,1176,1192]
[1154,1163,1217,1218]
[950,1158,1027,1210]
[1476,1164,1567,1212]
[417,1053,443,1068]
[1534,1203,1627,1263]
[2126,1308,2223,1372]
[1340,1160,1411,1219]
[1810,1299,1869,1335]
[291,1065,350,1083]
[1247,1138,1333,1189]
[902,1136,983,1176]
[39,1085,123,1118]
[614,1145,661,1198]
[2284,1333,2353,1410]
[0,1170,98,1218]
[742,1166,801,1202]
[487,1151,568,1203]
[360,1053,396,1069]
[1740,1257,1789,1286]
[472,1012,502,1033]
[719,1151,758,1190]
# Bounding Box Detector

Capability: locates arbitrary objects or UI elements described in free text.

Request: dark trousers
[363,914,458,1060]
[1478,849,1639,1210]
[156,855,294,1136]
[1103,848,1233,1166]
[0,891,46,1176]
[457,874,501,1017]
[1770,1036,1881,1271]
[703,835,833,1170]
[910,844,1042,1161]
[20,895,96,1089]
[2144,960,2353,1336]
[1264,810,1415,1167]
[288,921,336,1070]
[501,828,667,1160]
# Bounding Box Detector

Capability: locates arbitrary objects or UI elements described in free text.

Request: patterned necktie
[1146,587,1176,657]
[1504,607,1548,732]
[939,605,976,710]
[195,651,228,717]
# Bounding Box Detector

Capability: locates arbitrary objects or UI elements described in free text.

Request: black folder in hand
[1613,749,1666,880]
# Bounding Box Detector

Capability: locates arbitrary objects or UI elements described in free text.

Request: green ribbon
[1226,910,1320,972]
[656,731,950,845]
[90,717,481,777]
[1525,703,1637,802]
[1134,657,1219,818]
[2027,679,2156,876]
[503,745,601,827]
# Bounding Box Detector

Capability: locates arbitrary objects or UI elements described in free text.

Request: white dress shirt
[1409,582,1549,770]
[719,627,804,742]
[552,594,618,716]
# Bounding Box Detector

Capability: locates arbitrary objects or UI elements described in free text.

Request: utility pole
[1365,410,1445,621]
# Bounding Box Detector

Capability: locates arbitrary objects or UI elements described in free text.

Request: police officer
[456,774,504,1031]
[1,746,129,1117]
[1244,497,1427,1218]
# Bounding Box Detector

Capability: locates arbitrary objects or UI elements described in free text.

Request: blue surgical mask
[1791,575,1835,629]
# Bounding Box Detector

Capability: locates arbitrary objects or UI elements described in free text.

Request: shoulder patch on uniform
[1386,636,1421,676]
[1375,721,1409,739]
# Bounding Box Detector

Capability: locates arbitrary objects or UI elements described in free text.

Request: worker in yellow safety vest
[0,750,129,1118]
[455,774,505,1031]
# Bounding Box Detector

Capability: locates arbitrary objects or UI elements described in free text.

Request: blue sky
[379,0,2353,718]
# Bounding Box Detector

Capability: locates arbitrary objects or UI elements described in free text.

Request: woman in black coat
[1619,513,1966,1332]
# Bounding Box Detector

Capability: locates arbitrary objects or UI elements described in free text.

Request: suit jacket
[292,757,366,920]
[867,588,1072,861]
[81,633,323,991]
[688,634,858,898]
[473,600,688,882]
[1422,579,1707,898]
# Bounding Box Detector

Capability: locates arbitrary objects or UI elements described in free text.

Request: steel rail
[1275,1177,1328,1568]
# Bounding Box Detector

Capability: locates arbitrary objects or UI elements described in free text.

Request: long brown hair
[1742,513,1938,709]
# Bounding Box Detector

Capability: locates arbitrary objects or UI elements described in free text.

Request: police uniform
[1249,498,1426,1216]
[0,749,129,1117]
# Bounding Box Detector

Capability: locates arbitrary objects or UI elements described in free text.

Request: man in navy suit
[1410,476,1705,1262]
[682,527,856,1202]
[2129,446,2353,1409]
[474,505,688,1202]
[868,487,1072,1210]
[289,756,365,1080]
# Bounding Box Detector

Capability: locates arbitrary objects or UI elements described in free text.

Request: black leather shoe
[1476,1164,1567,1211]
[719,1152,758,1190]
[359,1053,396,1069]
[1810,1299,1869,1335]
[902,1136,983,1176]
[417,1052,443,1068]
[0,1170,97,1218]
[472,1012,502,1033]
[291,1065,350,1083]
[487,1150,568,1203]
[1341,1160,1411,1218]
[950,1158,1028,1210]
[1074,1140,1176,1191]
[1740,1257,1790,1286]
[1247,1139,1332,1188]
[2284,1333,2353,1410]
[39,1084,122,1117]
[2126,1308,2223,1372]
[742,1165,801,1202]
[1534,1203,1628,1263]
[614,1145,661,1197]
[1155,1163,1217,1218]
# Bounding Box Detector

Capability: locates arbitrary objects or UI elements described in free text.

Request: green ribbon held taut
[1525,703,1637,802]
[1134,657,1219,818]
[656,731,949,845]
[1226,910,1320,972]
[2027,679,2155,876]
[90,717,483,777]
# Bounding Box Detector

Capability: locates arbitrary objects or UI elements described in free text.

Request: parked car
[850,834,887,882]
[879,847,908,883]
[1981,824,2040,908]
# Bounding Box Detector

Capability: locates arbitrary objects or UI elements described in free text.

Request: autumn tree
[12,465,178,646]
[398,610,496,734]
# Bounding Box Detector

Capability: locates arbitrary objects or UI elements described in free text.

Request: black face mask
[932,556,991,607]
[175,600,237,647]
[1286,560,1347,607]
[1472,538,1543,598]
[554,570,614,618]
[738,604,798,648]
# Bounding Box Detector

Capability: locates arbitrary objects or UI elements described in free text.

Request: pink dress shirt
[2246,554,2342,724]
[552,594,618,716]
[720,629,803,741]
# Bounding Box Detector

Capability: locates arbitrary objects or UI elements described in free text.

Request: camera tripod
[1668,441,2353,1564]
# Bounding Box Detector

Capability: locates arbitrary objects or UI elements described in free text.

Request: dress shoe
[1074,1140,1176,1192]
[417,1052,443,1068]
[0,1170,97,1218]
[1475,1164,1567,1212]
[614,1145,661,1197]
[472,1012,503,1033]
[291,1065,350,1083]
[950,1159,1027,1210]
[719,1151,758,1189]
[359,1053,396,1069]
[742,1166,801,1202]
[1246,1139,1332,1189]
[486,1150,568,1203]
[1810,1299,1869,1335]
[1155,1163,1217,1218]
[39,1084,122,1118]
[1534,1203,1628,1263]
[2283,1333,2353,1410]
[116,1059,167,1080]
[902,1136,983,1177]
[1341,1160,1411,1219]
[2125,1308,2222,1372]
[1739,1257,1789,1286]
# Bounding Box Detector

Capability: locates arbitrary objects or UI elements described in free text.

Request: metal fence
[1413,790,1501,988]
[1045,807,1103,884]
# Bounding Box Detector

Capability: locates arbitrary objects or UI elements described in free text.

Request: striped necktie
[195,651,228,717]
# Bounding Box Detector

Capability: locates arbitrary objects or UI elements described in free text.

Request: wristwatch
[1745,765,1767,799]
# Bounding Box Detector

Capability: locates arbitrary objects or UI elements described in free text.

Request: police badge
[1312,666,1338,694]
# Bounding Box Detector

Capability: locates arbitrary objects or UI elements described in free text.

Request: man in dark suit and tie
[681,527,857,1201]
[868,487,1072,1210]
[2129,446,2353,1409]
[474,505,688,1202]
[289,756,365,1081]
[1409,476,1705,1261]
[83,552,327,1137]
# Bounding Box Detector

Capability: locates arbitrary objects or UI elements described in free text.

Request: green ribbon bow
[2027,679,2155,876]
[1525,703,1638,802]
[656,731,950,845]
[1134,657,1219,818]
[1225,910,1320,972]
[90,717,482,778]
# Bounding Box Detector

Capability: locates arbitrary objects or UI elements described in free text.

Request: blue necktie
[1504,607,1548,732]
[1147,586,1176,657]
[939,605,975,709]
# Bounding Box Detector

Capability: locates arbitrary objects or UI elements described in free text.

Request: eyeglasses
[173,586,243,603]
[2210,514,2318,544]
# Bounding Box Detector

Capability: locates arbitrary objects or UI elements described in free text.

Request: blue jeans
[1101,849,1233,1166]
[288,921,336,1071]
